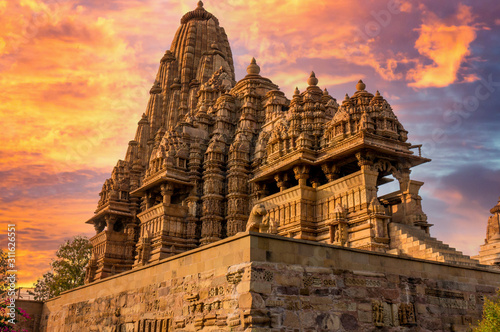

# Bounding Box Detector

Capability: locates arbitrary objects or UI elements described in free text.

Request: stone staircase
[388,223,480,267]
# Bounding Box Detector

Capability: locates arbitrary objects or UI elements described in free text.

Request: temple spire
[356,79,366,91]
[307,71,318,86]
[246,57,260,75]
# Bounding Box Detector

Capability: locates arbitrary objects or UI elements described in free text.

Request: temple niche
[475,198,500,266]
[84,1,481,284]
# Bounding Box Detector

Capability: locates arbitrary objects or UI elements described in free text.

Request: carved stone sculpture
[372,301,384,327]
[398,303,416,326]
[246,204,269,233]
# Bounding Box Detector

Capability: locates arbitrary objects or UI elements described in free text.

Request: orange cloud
[0,0,155,286]
[0,195,96,287]
[407,4,478,88]
[215,0,421,82]
[0,1,153,172]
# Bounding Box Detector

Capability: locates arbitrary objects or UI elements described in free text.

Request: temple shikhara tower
[84,1,481,283]
[476,198,500,266]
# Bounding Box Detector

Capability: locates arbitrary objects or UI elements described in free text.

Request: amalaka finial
[197,1,204,8]
[294,87,300,95]
[323,88,329,95]
[491,197,500,214]
[247,57,260,75]
[308,71,318,86]
[375,90,380,96]
[356,79,366,91]
[344,93,350,100]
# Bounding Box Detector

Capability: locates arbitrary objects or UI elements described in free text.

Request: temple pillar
[321,163,340,182]
[293,165,310,186]
[105,215,117,231]
[94,220,105,234]
[161,183,174,205]
[274,173,290,192]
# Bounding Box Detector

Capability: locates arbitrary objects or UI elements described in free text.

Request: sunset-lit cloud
[1,0,499,287]
[407,4,478,88]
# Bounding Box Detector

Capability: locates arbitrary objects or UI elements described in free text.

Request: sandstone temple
[38,2,500,331]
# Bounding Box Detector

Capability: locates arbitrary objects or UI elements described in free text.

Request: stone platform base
[40,232,500,331]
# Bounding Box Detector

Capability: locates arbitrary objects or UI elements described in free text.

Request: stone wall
[15,300,43,332]
[41,232,500,331]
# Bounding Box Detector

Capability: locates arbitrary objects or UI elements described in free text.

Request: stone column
[274,173,290,192]
[293,165,310,186]
[356,152,374,171]
[393,167,412,225]
[94,220,105,234]
[105,215,117,232]
[161,183,174,205]
[321,163,340,182]
[201,136,227,245]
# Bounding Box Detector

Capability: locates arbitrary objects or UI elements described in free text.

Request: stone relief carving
[372,301,384,327]
[398,303,416,326]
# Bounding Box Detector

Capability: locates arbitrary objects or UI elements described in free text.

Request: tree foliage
[474,289,500,332]
[30,236,92,301]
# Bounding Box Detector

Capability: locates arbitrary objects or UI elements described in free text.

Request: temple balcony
[135,201,197,265]
[137,202,189,238]
[86,230,135,283]
[255,166,395,252]
[253,132,430,186]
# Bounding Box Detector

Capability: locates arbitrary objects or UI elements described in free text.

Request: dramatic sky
[1,0,499,287]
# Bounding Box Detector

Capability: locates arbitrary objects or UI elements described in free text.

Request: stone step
[388,222,479,266]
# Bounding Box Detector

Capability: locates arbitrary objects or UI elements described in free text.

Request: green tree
[30,236,92,301]
[474,289,500,332]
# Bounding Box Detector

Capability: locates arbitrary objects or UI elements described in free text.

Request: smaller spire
[491,197,500,214]
[370,90,384,106]
[323,88,329,96]
[294,87,300,96]
[356,79,366,91]
[138,113,149,125]
[308,71,318,86]
[197,1,204,8]
[342,93,352,107]
[246,57,260,75]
